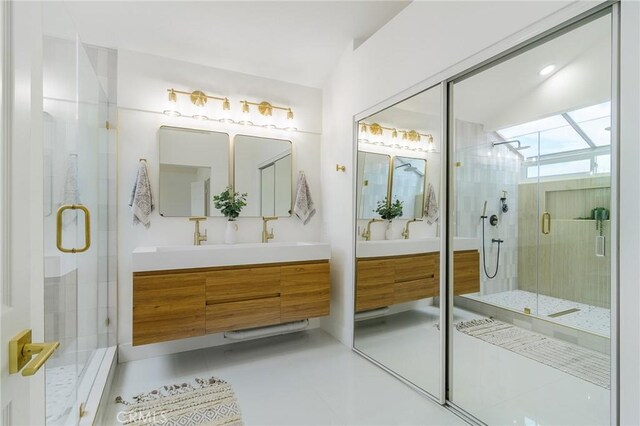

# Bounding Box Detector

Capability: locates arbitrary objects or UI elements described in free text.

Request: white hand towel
[293,172,316,225]
[129,161,154,228]
[62,154,80,227]
[424,182,439,225]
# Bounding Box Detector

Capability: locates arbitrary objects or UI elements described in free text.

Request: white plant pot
[225,220,238,244]
[384,220,394,240]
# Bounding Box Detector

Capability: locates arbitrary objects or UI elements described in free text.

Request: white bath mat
[456,318,610,389]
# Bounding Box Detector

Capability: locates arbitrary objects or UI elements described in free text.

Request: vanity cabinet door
[454,250,480,295]
[205,266,281,303]
[393,253,438,304]
[281,262,330,322]
[355,259,395,312]
[206,297,281,334]
[133,272,206,346]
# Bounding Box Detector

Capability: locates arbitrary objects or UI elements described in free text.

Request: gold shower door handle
[56,204,91,253]
[542,212,551,235]
[9,329,60,376]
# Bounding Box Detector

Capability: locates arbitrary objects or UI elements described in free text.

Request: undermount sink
[356,237,478,258]
[133,241,331,272]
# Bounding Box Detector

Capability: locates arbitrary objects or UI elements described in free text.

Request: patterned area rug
[456,318,610,389]
[116,377,243,425]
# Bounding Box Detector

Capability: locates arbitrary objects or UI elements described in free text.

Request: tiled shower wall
[454,119,520,295]
[518,176,611,308]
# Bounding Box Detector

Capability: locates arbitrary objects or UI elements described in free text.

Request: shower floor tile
[466,289,610,337]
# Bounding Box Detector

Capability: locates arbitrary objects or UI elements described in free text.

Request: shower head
[395,162,423,175]
[482,200,487,217]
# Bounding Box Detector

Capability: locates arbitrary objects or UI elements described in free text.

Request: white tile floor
[465,289,611,337]
[355,307,611,426]
[103,330,464,426]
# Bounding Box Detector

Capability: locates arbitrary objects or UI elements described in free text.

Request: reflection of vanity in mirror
[158,126,230,217]
[234,135,292,217]
[352,84,480,397]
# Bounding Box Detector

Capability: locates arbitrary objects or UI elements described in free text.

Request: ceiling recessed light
[539,64,556,76]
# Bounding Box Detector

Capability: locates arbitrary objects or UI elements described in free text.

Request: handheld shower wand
[480,200,502,279]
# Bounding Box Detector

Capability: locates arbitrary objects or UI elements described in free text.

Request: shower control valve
[489,215,499,226]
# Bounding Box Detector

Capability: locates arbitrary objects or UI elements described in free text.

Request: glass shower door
[43,4,110,422]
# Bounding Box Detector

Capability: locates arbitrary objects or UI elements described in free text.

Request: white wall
[117,50,323,361]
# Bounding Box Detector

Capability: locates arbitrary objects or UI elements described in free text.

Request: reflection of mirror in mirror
[356,152,390,220]
[234,135,292,217]
[391,156,426,219]
[353,84,442,398]
[158,127,230,217]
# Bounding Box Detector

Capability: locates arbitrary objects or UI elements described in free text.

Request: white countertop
[133,241,331,272]
[356,237,478,258]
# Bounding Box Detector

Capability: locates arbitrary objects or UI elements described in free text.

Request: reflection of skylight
[497,115,567,140]
[567,101,610,122]
[496,101,611,158]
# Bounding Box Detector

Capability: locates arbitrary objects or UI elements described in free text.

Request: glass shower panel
[450,11,613,425]
[43,3,110,423]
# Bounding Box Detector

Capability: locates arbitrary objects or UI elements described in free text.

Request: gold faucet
[402,218,423,240]
[362,219,384,241]
[262,216,278,243]
[189,217,207,246]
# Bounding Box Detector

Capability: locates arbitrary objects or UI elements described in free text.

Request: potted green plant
[375,198,403,240]
[213,186,248,244]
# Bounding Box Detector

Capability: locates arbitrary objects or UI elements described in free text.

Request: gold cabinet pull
[9,329,60,376]
[542,212,551,235]
[56,204,91,253]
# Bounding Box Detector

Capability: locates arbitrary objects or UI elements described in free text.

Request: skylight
[496,101,611,159]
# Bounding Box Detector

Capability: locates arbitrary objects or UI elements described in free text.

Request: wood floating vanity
[355,249,480,313]
[132,243,331,346]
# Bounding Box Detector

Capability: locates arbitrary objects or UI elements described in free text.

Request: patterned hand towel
[129,160,154,228]
[424,182,439,224]
[293,171,316,225]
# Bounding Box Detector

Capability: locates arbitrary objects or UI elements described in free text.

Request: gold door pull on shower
[9,329,60,376]
[56,204,91,253]
[542,212,551,235]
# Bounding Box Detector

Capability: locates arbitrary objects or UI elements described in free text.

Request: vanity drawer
[356,258,395,312]
[394,253,437,282]
[454,250,480,296]
[394,277,437,304]
[281,262,330,322]
[205,266,281,303]
[133,272,206,346]
[206,296,281,334]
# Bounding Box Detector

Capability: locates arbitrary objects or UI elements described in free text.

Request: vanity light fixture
[163,88,231,119]
[240,99,295,126]
[163,89,181,117]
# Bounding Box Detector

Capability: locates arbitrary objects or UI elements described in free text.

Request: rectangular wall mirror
[356,151,391,220]
[234,135,292,217]
[353,84,443,398]
[391,156,426,219]
[158,126,230,217]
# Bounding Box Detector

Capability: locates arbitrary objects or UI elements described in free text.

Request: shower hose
[481,216,501,279]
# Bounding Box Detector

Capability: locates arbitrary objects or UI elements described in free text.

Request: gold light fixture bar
[168,88,231,110]
[360,122,433,143]
[242,100,294,120]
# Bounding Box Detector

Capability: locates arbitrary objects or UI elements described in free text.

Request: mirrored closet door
[449,9,614,425]
[353,84,443,398]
